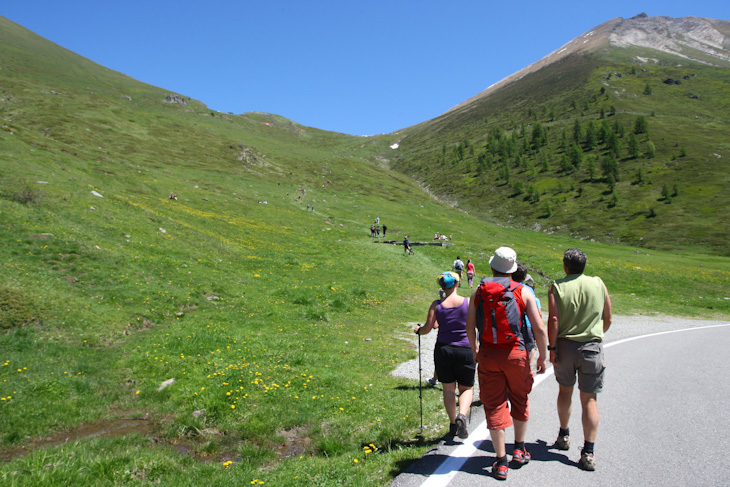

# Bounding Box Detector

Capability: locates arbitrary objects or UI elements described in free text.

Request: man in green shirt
[547,248,612,471]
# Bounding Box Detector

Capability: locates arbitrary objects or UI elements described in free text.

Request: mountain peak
[447,14,730,114]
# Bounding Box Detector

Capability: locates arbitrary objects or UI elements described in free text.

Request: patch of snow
[91,190,103,198]
[390,143,399,149]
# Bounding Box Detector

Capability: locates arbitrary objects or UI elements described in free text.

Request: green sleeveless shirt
[553,274,606,342]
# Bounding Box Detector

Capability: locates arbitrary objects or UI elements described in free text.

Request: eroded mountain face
[609,15,730,64]
[449,14,730,112]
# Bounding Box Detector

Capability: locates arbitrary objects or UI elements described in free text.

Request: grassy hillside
[1,15,730,486]
[390,46,730,256]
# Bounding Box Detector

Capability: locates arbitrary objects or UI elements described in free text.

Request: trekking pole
[416,325,424,431]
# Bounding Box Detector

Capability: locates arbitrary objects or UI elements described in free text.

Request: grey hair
[563,248,587,274]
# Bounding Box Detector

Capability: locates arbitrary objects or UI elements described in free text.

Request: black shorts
[434,342,476,387]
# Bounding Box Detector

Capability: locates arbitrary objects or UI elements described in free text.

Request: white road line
[419,323,730,486]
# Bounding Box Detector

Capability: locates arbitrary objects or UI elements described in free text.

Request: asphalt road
[390,319,730,487]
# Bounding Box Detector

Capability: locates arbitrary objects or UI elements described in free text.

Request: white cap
[489,247,518,274]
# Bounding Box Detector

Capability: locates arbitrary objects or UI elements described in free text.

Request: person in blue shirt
[512,264,540,369]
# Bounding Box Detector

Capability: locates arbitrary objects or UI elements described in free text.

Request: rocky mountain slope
[448,13,730,115]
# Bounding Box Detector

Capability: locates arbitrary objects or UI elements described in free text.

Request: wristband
[547,345,557,351]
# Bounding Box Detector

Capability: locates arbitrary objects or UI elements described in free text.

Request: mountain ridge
[445,14,730,117]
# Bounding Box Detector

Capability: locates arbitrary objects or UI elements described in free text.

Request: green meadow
[1,14,730,486]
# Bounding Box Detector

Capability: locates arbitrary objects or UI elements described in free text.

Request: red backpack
[475,277,526,348]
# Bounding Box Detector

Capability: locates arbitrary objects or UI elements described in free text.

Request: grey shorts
[554,338,605,394]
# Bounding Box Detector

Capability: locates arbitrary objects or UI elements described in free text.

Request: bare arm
[523,291,547,374]
[603,284,613,333]
[414,301,439,335]
[466,288,479,361]
[547,285,560,365]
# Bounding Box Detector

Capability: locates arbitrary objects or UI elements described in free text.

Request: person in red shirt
[466,259,476,288]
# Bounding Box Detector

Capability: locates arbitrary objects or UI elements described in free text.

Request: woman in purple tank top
[414,271,476,439]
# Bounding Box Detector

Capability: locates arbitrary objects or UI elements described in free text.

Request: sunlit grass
[0,17,729,485]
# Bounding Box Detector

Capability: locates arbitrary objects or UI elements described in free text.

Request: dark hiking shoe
[511,448,531,467]
[492,461,508,480]
[580,450,596,471]
[426,378,438,387]
[556,434,571,450]
[455,413,468,439]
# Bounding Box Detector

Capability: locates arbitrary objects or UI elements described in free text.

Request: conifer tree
[645,140,656,158]
[627,132,640,159]
[573,119,583,145]
[585,121,597,150]
[602,153,619,181]
[541,150,550,172]
[634,115,649,135]
[606,131,621,158]
[569,143,584,168]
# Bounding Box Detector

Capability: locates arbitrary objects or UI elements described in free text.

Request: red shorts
[477,346,533,430]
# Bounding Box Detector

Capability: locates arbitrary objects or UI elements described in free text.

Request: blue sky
[2,1,729,135]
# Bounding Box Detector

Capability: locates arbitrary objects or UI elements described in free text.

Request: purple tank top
[435,298,471,348]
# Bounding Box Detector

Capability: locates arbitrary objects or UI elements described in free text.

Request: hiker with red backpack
[466,247,548,481]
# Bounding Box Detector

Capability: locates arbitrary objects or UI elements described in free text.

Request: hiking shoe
[580,451,596,471]
[556,434,571,450]
[492,461,508,480]
[511,448,531,467]
[455,413,468,439]
[426,378,438,387]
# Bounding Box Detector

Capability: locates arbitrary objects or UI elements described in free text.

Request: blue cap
[438,271,459,289]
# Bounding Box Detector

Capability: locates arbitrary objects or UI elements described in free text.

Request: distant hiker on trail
[452,256,465,285]
[548,248,612,471]
[403,236,413,255]
[414,271,475,440]
[466,259,475,288]
[307,203,310,210]
[375,217,380,224]
[382,225,387,237]
[376,226,381,237]
[466,246,548,481]
[371,225,376,238]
